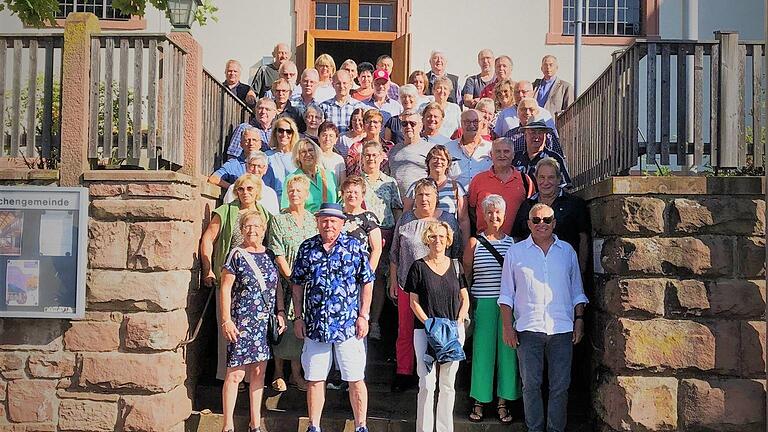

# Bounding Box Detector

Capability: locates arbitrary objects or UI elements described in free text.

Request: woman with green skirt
[462,194,521,424]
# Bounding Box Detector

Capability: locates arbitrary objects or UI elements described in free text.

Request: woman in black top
[406,221,469,432]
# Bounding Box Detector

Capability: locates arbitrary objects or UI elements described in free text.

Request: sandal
[496,403,513,425]
[468,401,484,423]
[271,377,287,392]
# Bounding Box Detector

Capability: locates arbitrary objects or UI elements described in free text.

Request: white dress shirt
[498,235,588,335]
[493,106,556,137]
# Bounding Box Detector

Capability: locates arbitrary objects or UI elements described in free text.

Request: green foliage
[1,0,216,28]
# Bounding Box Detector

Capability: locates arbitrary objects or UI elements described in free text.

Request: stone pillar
[168,32,203,178]
[584,177,767,432]
[59,13,100,187]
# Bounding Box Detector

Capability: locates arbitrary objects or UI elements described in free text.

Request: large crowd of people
[206,43,589,432]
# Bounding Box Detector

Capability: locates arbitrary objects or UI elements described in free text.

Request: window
[562,0,641,36]
[315,2,350,30]
[56,0,131,20]
[359,3,394,32]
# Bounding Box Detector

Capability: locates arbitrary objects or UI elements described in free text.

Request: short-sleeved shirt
[406,178,466,217]
[321,151,346,183]
[212,155,278,192]
[364,96,403,125]
[468,168,534,234]
[320,97,364,134]
[343,211,380,249]
[362,172,403,229]
[511,190,591,253]
[462,74,494,100]
[504,127,563,156]
[444,139,493,189]
[291,233,375,343]
[422,134,452,146]
[511,148,571,188]
[388,140,437,196]
[404,259,466,329]
[226,122,271,158]
[313,84,336,104]
[438,103,462,138]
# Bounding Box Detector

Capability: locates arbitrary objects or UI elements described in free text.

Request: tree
[0,0,217,28]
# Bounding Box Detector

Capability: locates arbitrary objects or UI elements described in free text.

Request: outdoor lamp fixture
[167,0,202,30]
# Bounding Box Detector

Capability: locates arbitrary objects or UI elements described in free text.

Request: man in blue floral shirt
[291,202,375,432]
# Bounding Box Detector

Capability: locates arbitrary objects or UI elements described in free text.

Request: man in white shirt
[222,151,280,214]
[445,109,491,189]
[494,81,556,137]
[498,203,588,432]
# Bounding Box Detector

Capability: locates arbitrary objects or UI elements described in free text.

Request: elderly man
[252,43,291,97]
[420,103,451,145]
[364,69,403,125]
[223,59,256,108]
[376,55,401,100]
[425,51,460,104]
[291,68,320,117]
[221,151,280,213]
[462,49,495,109]
[503,98,562,155]
[388,111,437,196]
[445,110,492,189]
[319,70,362,134]
[209,125,278,192]
[272,78,303,129]
[512,121,571,187]
[265,60,301,98]
[292,202,375,432]
[341,59,360,90]
[226,98,276,158]
[499,202,588,432]
[467,138,534,234]
[533,55,574,115]
[480,55,513,99]
[494,81,556,137]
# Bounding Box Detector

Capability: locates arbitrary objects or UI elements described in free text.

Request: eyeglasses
[276,128,294,135]
[462,120,480,126]
[400,120,418,127]
[242,224,263,231]
[236,186,255,193]
[530,216,555,225]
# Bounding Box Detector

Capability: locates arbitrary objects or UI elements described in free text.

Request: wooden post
[715,30,740,168]
[59,13,101,186]
[168,32,203,177]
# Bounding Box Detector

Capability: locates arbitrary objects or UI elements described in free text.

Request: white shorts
[301,337,367,382]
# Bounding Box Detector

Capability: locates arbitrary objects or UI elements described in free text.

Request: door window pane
[359,3,394,32]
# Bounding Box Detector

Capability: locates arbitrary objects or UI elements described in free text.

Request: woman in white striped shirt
[463,194,521,424]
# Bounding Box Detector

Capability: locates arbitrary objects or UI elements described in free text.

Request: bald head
[272,43,291,66]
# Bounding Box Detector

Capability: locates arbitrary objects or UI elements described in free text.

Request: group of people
[203,42,589,432]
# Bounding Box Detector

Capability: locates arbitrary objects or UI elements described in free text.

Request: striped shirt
[471,235,515,298]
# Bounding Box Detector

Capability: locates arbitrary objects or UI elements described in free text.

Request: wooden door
[304,30,316,69]
[391,33,410,85]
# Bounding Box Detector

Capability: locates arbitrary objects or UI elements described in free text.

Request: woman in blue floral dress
[219,210,286,432]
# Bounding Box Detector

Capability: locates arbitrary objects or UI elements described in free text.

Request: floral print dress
[222,249,279,367]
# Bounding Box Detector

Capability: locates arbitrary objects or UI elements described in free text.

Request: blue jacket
[423,317,465,372]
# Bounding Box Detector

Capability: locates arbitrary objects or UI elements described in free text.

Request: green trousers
[469,297,521,403]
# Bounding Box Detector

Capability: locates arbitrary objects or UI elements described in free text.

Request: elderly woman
[351,62,375,101]
[464,194,520,424]
[281,138,337,212]
[340,59,359,90]
[403,145,471,248]
[408,70,434,108]
[336,107,366,157]
[201,174,273,381]
[267,117,300,197]
[420,102,450,145]
[406,221,469,432]
[432,76,462,138]
[313,54,337,103]
[268,175,317,392]
[219,209,285,432]
[223,152,280,215]
[302,105,324,142]
[345,109,393,177]
[390,178,462,392]
[450,97,495,142]
[317,121,345,183]
[384,84,421,145]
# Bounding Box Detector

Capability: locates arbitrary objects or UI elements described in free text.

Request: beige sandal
[271,377,287,392]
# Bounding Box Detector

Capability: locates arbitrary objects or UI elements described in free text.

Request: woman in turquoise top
[280,138,338,211]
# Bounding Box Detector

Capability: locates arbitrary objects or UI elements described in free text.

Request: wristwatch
[359,313,370,321]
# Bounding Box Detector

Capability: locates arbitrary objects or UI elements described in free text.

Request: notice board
[0,186,88,319]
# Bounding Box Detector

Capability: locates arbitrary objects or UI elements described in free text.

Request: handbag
[237,248,284,345]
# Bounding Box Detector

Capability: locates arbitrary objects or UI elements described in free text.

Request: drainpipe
[683,0,698,170]
[574,0,583,96]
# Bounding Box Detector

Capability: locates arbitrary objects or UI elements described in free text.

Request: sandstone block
[680,378,766,431]
[7,379,57,422]
[601,236,733,277]
[601,278,665,317]
[122,385,192,431]
[0,352,26,377]
[741,321,766,377]
[83,311,123,322]
[124,310,189,351]
[668,280,709,315]
[56,390,120,402]
[126,183,193,199]
[707,279,766,318]
[738,237,766,277]
[27,352,76,378]
[593,197,666,236]
[0,379,7,401]
[59,399,117,431]
[87,270,190,312]
[0,319,64,352]
[88,221,128,269]
[127,221,196,270]
[670,197,765,236]
[91,200,196,222]
[22,425,57,432]
[88,183,125,198]
[79,352,184,393]
[596,376,678,431]
[63,321,120,352]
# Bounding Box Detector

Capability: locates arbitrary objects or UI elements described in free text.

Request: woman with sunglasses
[267,117,300,198]
[336,107,366,158]
[345,109,394,177]
[403,145,472,248]
[281,138,338,212]
[201,174,273,383]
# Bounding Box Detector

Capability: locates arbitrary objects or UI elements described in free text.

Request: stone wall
[0,171,219,432]
[585,177,767,432]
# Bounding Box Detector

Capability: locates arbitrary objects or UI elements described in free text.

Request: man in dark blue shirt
[511,121,571,188]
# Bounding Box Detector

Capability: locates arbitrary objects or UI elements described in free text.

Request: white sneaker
[369,322,381,340]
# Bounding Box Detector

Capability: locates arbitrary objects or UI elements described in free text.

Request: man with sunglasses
[498,203,588,432]
[388,111,437,197]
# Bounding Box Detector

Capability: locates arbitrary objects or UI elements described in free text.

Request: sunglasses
[530,216,555,225]
[400,120,418,127]
[276,128,294,135]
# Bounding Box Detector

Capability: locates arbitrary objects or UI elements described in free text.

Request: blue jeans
[517,331,573,432]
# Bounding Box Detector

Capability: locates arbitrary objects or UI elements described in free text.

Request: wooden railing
[87,33,187,169]
[557,31,766,190]
[200,69,254,176]
[0,34,64,163]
